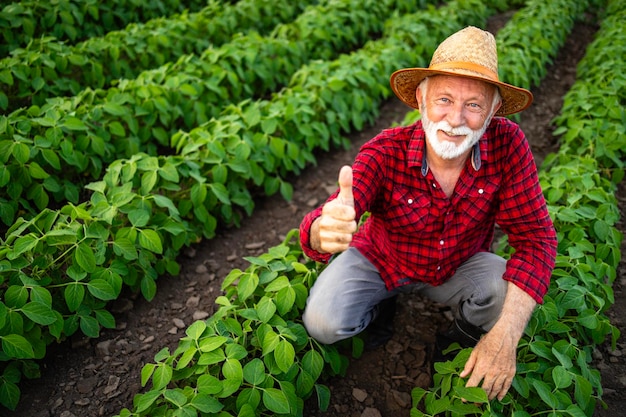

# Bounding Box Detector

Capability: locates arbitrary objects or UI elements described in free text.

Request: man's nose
[446,104,466,127]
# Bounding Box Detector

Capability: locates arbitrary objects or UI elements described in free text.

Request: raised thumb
[337,165,354,207]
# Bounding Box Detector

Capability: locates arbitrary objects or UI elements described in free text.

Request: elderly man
[299,26,557,401]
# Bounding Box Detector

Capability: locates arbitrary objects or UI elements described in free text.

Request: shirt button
[478,188,484,194]
[408,198,413,204]
[432,183,437,188]
[437,266,441,271]
[439,240,444,245]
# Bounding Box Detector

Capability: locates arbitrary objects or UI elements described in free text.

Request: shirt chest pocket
[461,179,500,218]
[384,188,432,233]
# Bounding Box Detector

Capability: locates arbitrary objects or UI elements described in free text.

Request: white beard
[422,109,489,160]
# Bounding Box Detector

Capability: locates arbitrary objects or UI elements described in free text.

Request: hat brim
[390,68,533,116]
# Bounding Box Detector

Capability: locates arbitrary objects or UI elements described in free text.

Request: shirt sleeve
[496,125,557,303]
[299,203,332,263]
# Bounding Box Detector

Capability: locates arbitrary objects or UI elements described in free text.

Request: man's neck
[425,144,471,172]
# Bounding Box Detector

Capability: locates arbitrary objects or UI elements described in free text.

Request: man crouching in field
[299,26,557,401]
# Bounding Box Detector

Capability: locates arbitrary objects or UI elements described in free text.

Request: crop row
[0,0,431,228]
[0,0,212,58]
[412,0,624,415]
[0,0,495,411]
[111,1,512,415]
[111,0,624,415]
[0,0,318,112]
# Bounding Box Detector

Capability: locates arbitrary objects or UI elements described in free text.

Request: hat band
[429,61,499,82]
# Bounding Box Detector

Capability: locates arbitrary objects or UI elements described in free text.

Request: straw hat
[390,26,533,116]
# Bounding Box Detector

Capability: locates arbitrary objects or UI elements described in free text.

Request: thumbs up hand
[311,165,358,254]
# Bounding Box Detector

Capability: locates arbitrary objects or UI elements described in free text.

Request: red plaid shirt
[300,117,557,303]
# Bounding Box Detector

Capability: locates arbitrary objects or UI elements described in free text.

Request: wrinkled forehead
[422,75,498,100]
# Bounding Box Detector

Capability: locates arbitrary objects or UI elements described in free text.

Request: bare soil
[8,13,626,417]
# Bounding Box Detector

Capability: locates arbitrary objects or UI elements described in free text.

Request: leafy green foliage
[0,0,622,414]
[0,0,212,57]
[0,0,317,111]
[0,0,430,226]
[412,0,624,415]
[115,231,348,417]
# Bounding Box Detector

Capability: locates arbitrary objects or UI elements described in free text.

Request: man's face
[418,75,500,160]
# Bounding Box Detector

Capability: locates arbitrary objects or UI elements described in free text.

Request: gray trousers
[302,247,508,344]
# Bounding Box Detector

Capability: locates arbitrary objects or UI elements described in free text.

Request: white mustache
[435,122,473,137]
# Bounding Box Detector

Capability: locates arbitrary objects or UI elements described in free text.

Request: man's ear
[415,88,422,110]
[492,98,502,116]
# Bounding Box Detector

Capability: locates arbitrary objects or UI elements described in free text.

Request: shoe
[433,316,485,363]
[364,295,398,350]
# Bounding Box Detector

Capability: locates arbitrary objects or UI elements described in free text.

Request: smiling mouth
[439,130,467,140]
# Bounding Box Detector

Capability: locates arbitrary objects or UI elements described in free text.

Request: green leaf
[226,342,247,360]
[275,286,296,316]
[128,209,150,227]
[158,163,179,182]
[29,286,52,306]
[64,283,85,312]
[152,363,173,390]
[186,321,207,340]
[190,393,223,413]
[197,374,223,395]
[80,315,100,338]
[135,389,162,413]
[574,374,592,410]
[1,334,35,359]
[243,358,266,385]
[87,279,117,301]
[453,386,489,403]
[61,117,88,131]
[426,397,451,414]
[141,171,158,194]
[209,183,230,205]
[0,69,14,85]
[0,380,20,411]
[12,234,38,257]
[112,238,137,260]
[75,243,97,273]
[4,286,28,308]
[152,195,180,218]
[103,102,128,116]
[163,389,187,407]
[263,387,290,414]
[256,296,276,323]
[20,301,57,325]
[141,275,157,301]
[138,229,163,254]
[198,336,228,353]
[141,363,156,387]
[315,384,330,411]
[579,309,600,329]
[95,309,115,329]
[552,365,573,389]
[12,143,30,164]
[302,350,324,380]
[237,272,259,301]
[237,391,260,415]
[274,340,295,373]
[222,358,243,381]
[28,162,49,179]
[261,328,279,356]
[532,379,558,408]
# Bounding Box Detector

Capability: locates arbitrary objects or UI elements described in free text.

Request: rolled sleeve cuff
[299,208,332,263]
